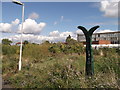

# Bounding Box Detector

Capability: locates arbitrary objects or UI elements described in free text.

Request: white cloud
[0,23,12,33]
[0,19,20,33]
[75,29,83,34]
[53,16,64,25]
[11,19,20,25]
[53,21,58,25]
[109,0,119,2]
[60,16,64,22]
[4,30,76,44]
[28,12,39,19]
[49,30,60,37]
[2,28,117,44]
[39,22,46,28]
[18,19,46,34]
[76,28,115,34]
[100,0,118,18]
[0,18,46,34]
[6,34,59,44]
[49,31,76,41]
[60,31,74,37]
[96,29,115,33]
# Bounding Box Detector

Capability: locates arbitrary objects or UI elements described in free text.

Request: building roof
[78,31,120,35]
[16,42,25,44]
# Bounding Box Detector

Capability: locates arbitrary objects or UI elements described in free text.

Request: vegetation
[23,40,29,45]
[2,39,12,45]
[2,36,119,88]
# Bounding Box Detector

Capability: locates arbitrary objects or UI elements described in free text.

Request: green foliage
[23,40,29,45]
[23,43,51,61]
[42,41,50,45]
[66,35,71,43]
[2,41,119,88]
[2,45,19,55]
[49,41,84,55]
[93,49,100,55]
[2,55,18,75]
[94,56,119,74]
[3,54,119,88]
[2,39,12,45]
[116,48,120,55]
[100,47,118,57]
[66,35,78,45]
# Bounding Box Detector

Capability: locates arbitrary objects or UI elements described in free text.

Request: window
[98,34,100,37]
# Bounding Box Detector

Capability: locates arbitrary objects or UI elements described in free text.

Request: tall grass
[2,44,119,88]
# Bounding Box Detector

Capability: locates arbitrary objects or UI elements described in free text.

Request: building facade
[77,31,120,44]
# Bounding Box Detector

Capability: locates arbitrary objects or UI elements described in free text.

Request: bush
[23,43,51,61]
[93,49,100,55]
[99,47,117,57]
[2,45,19,55]
[48,42,84,55]
[2,42,119,88]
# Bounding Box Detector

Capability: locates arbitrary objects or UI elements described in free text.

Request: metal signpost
[78,26,99,76]
[12,0,24,71]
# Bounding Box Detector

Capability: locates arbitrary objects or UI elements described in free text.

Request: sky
[0,1,119,44]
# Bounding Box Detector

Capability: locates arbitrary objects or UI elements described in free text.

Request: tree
[66,35,71,43]
[66,35,78,45]
[24,40,29,45]
[2,39,12,45]
[42,41,50,45]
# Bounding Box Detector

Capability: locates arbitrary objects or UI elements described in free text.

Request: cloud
[0,23,12,33]
[75,29,84,34]
[0,18,46,34]
[18,19,46,34]
[0,19,20,33]
[96,29,115,33]
[49,30,60,37]
[6,34,58,44]
[53,16,64,25]
[49,31,76,41]
[87,21,117,26]
[75,28,116,35]
[2,28,117,44]
[11,19,20,25]
[108,0,119,2]
[53,15,71,25]
[60,31,74,37]
[60,16,64,22]
[100,0,118,18]
[53,21,58,25]
[4,30,76,44]
[28,12,39,19]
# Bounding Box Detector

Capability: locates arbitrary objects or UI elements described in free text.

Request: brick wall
[99,40,111,44]
[82,40,111,45]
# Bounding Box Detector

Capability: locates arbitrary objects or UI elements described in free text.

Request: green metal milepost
[77,26,100,76]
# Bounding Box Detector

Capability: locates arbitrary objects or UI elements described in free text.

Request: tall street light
[12,0,24,71]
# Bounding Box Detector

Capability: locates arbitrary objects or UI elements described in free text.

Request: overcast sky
[1,1,118,43]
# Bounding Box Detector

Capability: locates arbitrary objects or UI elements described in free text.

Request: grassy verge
[2,44,119,88]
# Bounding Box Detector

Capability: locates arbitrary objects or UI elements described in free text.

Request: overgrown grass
[2,44,119,88]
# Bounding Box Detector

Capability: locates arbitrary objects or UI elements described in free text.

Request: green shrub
[2,45,19,55]
[2,42,119,88]
[48,42,84,55]
[23,43,51,60]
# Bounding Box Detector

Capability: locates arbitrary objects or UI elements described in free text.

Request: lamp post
[77,26,99,76]
[12,0,24,71]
